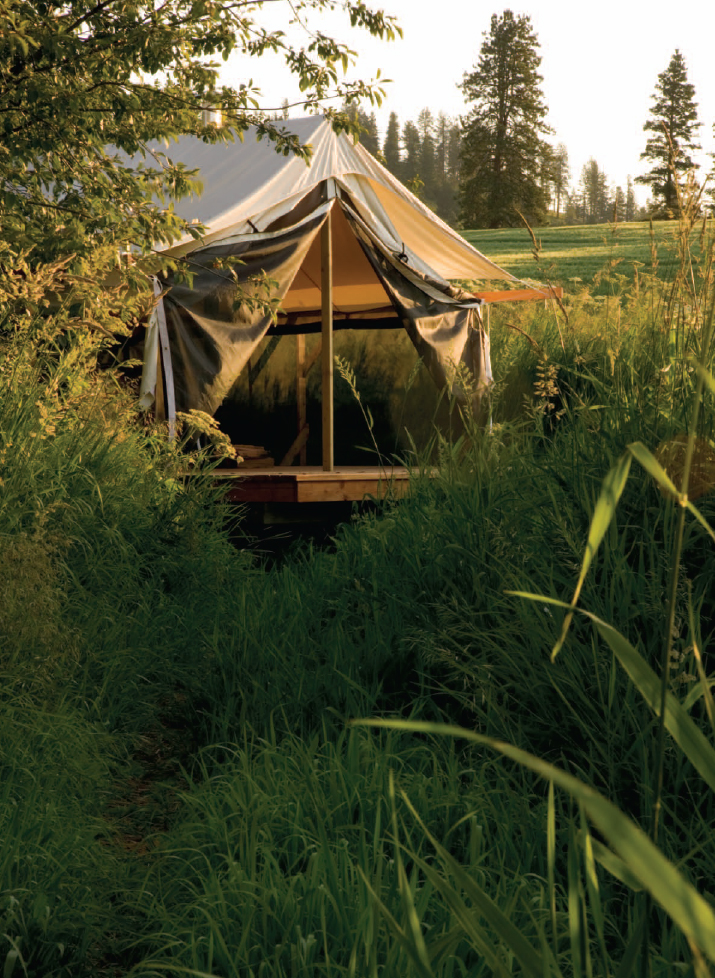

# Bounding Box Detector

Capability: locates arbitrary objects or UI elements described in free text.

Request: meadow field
[2,211,715,978]
[463,219,711,295]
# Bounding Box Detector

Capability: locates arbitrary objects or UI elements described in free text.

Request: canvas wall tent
[138,115,521,469]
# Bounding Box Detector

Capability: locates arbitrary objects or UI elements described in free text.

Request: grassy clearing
[2,207,715,976]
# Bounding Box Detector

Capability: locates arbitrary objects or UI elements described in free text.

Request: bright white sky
[221,0,715,208]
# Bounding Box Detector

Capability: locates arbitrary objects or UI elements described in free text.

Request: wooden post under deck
[321,210,334,471]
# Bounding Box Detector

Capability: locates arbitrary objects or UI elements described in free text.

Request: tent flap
[161,208,327,414]
[340,199,491,400]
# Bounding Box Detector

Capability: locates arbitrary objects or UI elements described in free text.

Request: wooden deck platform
[216,465,414,504]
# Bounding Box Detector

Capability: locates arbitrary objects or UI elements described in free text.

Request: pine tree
[362,112,380,156]
[459,10,552,228]
[417,108,437,200]
[580,159,609,224]
[539,143,555,213]
[425,112,459,224]
[435,112,450,182]
[383,112,401,175]
[564,187,583,225]
[611,186,626,223]
[447,124,462,182]
[636,49,701,218]
[341,103,380,156]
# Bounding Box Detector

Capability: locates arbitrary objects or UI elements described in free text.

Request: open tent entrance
[146,186,490,472]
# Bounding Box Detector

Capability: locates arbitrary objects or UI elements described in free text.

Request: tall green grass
[128,728,553,978]
[2,204,714,976]
[354,185,715,976]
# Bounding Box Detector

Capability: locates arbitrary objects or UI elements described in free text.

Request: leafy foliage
[0,0,399,261]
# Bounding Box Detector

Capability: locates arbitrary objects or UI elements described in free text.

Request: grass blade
[694,363,715,398]
[389,771,433,978]
[588,837,643,893]
[356,866,434,978]
[579,808,609,977]
[614,918,645,978]
[627,441,679,497]
[547,781,558,951]
[567,823,584,978]
[628,441,715,543]
[510,593,715,795]
[552,451,632,660]
[591,618,715,794]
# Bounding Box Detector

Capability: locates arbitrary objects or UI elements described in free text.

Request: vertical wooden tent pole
[156,297,176,440]
[321,207,334,471]
[296,334,307,465]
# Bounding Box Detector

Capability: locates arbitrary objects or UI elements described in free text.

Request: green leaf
[627,440,678,496]
[552,451,631,660]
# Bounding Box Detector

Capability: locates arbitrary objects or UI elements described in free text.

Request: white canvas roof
[152,116,515,285]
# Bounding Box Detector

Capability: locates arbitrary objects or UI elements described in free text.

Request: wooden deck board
[216,466,415,504]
